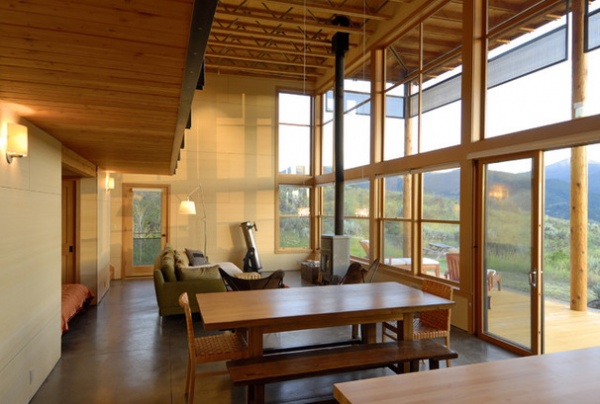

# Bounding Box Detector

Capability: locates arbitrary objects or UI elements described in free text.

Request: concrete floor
[31,272,517,404]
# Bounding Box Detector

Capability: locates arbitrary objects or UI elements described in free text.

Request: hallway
[31,276,517,404]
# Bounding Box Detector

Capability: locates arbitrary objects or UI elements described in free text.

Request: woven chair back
[420,280,453,330]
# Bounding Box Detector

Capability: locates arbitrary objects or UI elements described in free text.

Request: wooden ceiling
[0,0,567,176]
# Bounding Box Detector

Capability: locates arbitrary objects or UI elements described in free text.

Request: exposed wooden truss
[0,0,571,175]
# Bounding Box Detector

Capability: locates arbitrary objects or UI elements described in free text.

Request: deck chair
[445,253,460,282]
[382,280,454,367]
[178,293,247,404]
[219,268,285,291]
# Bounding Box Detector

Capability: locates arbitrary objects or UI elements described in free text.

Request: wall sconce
[5,123,28,164]
[106,176,115,191]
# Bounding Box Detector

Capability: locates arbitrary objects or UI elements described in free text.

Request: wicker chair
[381,280,454,367]
[218,268,285,291]
[178,293,247,404]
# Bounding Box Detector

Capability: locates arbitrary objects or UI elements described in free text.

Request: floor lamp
[179,185,208,258]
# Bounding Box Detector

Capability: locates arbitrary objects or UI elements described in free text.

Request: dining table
[333,346,600,403]
[197,281,455,402]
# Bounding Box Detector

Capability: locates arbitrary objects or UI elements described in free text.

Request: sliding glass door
[479,154,543,355]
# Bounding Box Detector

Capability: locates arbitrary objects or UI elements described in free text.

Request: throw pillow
[185,248,208,266]
[176,264,220,281]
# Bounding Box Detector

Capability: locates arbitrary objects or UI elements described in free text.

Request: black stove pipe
[332,16,349,236]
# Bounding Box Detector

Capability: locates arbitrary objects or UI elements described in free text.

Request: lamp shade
[6,123,28,162]
[179,200,197,215]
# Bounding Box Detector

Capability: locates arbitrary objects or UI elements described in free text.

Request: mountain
[423,160,600,222]
[546,158,600,195]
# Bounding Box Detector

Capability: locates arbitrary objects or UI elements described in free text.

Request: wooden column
[403,82,413,257]
[570,0,588,311]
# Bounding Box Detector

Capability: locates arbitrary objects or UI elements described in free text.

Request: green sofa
[152,244,243,316]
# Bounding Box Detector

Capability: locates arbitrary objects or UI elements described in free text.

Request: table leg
[360,323,377,343]
[402,313,414,373]
[245,328,265,404]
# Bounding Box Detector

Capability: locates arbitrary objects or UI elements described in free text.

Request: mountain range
[425,159,600,222]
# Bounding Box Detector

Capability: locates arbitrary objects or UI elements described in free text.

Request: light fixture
[179,185,207,257]
[179,199,196,215]
[106,176,115,191]
[5,123,28,164]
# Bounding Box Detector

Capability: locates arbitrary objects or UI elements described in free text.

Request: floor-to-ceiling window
[276,91,313,252]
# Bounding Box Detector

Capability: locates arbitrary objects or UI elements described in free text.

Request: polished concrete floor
[31,273,517,404]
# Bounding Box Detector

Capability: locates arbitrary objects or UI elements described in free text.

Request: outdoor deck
[487,288,600,353]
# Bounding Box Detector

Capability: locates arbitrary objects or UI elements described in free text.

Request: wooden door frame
[121,183,170,278]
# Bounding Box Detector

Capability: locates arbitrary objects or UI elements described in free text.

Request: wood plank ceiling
[0,0,566,176]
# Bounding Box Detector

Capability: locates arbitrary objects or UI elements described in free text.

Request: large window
[486,1,570,137]
[382,173,413,269]
[278,185,311,250]
[278,92,311,175]
[322,78,371,171]
[421,168,460,279]
[277,92,312,251]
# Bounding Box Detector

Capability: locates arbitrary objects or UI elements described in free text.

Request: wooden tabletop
[334,346,600,404]
[197,282,455,334]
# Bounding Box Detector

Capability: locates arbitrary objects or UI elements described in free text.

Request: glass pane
[133,189,163,266]
[345,218,369,258]
[344,180,370,217]
[344,79,371,169]
[587,45,600,116]
[279,125,310,174]
[422,222,459,278]
[344,180,370,257]
[484,159,533,350]
[420,61,462,152]
[382,220,412,271]
[384,85,406,161]
[279,217,310,249]
[322,121,333,174]
[279,92,311,175]
[279,93,311,125]
[383,174,410,219]
[486,4,570,138]
[279,185,310,249]
[422,169,460,221]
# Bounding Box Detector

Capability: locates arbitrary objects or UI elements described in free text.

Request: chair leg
[445,335,451,368]
[185,356,192,398]
[188,360,196,404]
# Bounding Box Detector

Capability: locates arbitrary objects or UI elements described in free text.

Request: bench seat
[227,339,458,386]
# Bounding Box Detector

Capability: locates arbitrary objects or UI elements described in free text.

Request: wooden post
[403,82,413,257]
[570,0,588,311]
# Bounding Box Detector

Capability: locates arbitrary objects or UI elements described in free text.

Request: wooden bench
[227,339,458,387]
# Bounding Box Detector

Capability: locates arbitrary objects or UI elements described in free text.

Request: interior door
[122,185,169,278]
[62,179,78,283]
[478,154,543,355]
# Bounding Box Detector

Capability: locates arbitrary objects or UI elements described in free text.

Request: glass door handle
[529,270,537,288]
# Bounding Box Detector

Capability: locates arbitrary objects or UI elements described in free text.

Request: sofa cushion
[160,254,177,282]
[176,264,221,281]
[185,248,209,266]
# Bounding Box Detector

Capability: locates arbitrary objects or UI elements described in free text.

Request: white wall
[0,113,62,403]
[111,74,309,277]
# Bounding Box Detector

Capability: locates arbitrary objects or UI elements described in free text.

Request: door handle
[529,270,537,288]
